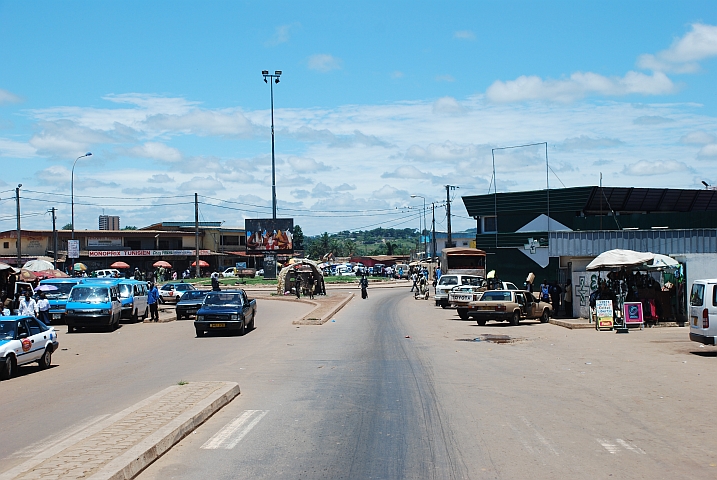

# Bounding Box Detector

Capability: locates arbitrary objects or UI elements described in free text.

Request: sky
[1,0,717,236]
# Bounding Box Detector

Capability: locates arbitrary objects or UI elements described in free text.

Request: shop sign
[88,249,211,257]
[67,240,80,259]
[623,302,644,325]
[596,299,614,330]
[87,237,123,247]
[263,254,277,280]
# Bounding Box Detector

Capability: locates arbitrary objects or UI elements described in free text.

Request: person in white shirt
[36,292,51,324]
[18,292,38,317]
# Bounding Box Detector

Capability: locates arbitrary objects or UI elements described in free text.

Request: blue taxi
[38,278,82,323]
[0,316,59,380]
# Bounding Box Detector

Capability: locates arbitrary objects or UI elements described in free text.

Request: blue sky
[1,1,717,235]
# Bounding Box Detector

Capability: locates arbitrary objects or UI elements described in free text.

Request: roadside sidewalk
[0,381,239,480]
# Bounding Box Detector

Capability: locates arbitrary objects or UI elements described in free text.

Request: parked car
[434,274,483,308]
[118,279,149,321]
[194,290,257,337]
[0,316,59,380]
[95,269,121,278]
[449,285,485,319]
[159,282,197,304]
[466,290,552,326]
[176,290,208,320]
[38,278,82,323]
[689,279,717,345]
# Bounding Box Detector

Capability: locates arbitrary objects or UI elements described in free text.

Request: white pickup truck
[449,281,519,319]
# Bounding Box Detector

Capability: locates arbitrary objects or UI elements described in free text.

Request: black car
[175,290,208,319]
[194,290,257,337]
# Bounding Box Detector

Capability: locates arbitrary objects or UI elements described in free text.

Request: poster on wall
[623,302,644,325]
[245,219,294,254]
[263,254,277,280]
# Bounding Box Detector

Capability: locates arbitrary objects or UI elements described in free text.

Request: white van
[689,279,717,345]
[95,269,121,278]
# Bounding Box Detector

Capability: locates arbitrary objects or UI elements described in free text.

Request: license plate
[209,323,225,328]
[451,295,472,302]
[478,306,493,310]
[52,314,62,320]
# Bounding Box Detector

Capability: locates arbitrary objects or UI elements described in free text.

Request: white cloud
[372,184,409,199]
[335,183,356,191]
[146,109,253,137]
[265,23,298,46]
[680,131,716,145]
[391,71,404,79]
[0,138,36,158]
[633,115,674,125]
[308,54,342,72]
[178,176,225,191]
[453,30,475,40]
[622,160,691,176]
[486,71,675,103]
[149,173,175,183]
[29,120,114,157]
[405,141,479,161]
[311,183,334,198]
[286,156,331,173]
[129,142,183,162]
[698,144,717,158]
[558,135,624,151]
[432,96,464,115]
[381,165,433,180]
[435,74,455,82]
[638,23,717,73]
[0,88,22,104]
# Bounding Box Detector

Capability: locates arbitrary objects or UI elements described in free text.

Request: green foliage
[61,223,72,230]
[303,228,419,259]
[122,226,138,230]
[293,225,305,249]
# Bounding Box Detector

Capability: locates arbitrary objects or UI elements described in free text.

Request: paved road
[3,287,717,479]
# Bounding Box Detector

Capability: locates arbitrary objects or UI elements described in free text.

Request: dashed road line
[598,438,645,455]
[201,410,269,450]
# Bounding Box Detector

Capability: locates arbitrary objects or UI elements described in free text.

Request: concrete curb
[549,318,595,329]
[90,382,240,480]
[294,292,355,325]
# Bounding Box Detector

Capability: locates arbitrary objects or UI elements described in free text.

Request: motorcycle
[414,278,430,300]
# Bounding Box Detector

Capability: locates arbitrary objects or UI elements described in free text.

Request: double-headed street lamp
[411,194,427,259]
[262,70,281,219]
[71,152,92,239]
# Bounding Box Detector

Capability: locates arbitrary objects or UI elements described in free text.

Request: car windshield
[204,293,243,306]
[462,277,483,286]
[181,291,206,301]
[160,284,174,291]
[42,282,76,299]
[482,291,512,301]
[176,284,193,291]
[69,286,109,303]
[119,284,132,298]
[439,276,458,286]
[0,321,16,340]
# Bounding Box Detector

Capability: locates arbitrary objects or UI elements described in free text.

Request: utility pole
[16,184,22,267]
[50,207,57,268]
[432,203,436,259]
[445,185,456,248]
[195,193,200,278]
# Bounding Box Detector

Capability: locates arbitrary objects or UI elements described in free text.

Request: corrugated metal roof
[549,229,717,256]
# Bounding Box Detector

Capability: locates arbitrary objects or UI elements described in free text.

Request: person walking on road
[19,291,38,317]
[148,283,160,322]
[295,276,301,299]
[411,271,418,292]
[563,279,573,318]
[37,292,51,324]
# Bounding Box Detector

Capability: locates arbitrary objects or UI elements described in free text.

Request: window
[2,242,8,249]
[27,317,47,335]
[691,283,705,306]
[240,236,246,246]
[482,291,511,301]
[221,235,240,246]
[482,216,497,234]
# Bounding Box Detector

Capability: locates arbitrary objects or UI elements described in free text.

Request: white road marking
[616,438,646,454]
[9,415,110,459]
[598,439,620,454]
[520,416,559,456]
[201,410,268,450]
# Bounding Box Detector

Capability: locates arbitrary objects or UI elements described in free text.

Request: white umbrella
[586,249,655,271]
[23,259,55,271]
[648,254,679,269]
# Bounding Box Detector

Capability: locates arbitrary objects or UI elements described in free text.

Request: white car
[159,282,197,303]
[221,268,237,278]
[1,316,59,380]
[95,269,121,278]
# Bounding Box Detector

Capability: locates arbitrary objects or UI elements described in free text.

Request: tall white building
[99,215,120,230]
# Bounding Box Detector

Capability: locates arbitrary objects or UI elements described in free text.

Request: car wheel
[458,309,469,320]
[196,328,205,337]
[477,319,486,326]
[249,314,255,330]
[68,325,75,333]
[1,356,15,380]
[511,311,520,326]
[239,319,247,336]
[38,348,52,369]
[440,303,447,309]
[540,309,550,323]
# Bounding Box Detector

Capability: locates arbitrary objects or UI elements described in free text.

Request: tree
[293,225,304,249]
[122,226,138,230]
[61,223,72,230]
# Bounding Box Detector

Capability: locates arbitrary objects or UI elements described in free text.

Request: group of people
[1,290,51,323]
[535,279,573,318]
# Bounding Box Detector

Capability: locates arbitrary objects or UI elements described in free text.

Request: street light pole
[411,194,427,259]
[71,152,92,239]
[262,70,282,219]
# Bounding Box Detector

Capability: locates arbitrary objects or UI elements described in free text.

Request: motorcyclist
[360,275,369,299]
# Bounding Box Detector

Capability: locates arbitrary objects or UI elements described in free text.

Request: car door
[26,317,50,361]
[15,318,39,364]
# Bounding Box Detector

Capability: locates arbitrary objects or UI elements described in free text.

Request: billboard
[245,218,294,254]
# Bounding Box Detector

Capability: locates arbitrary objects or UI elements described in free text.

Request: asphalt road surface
[3,287,717,479]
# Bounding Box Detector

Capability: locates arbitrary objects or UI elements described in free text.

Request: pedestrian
[37,292,51,324]
[148,282,160,321]
[172,270,177,281]
[411,271,418,292]
[12,292,21,315]
[564,279,573,318]
[307,274,314,299]
[549,281,562,315]
[540,279,550,303]
[211,273,220,291]
[19,291,38,317]
[295,276,301,299]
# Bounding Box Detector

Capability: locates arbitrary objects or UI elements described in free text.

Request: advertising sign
[623,302,644,325]
[596,299,614,330]
[67,240,80,259]
[245,218,294,254]
[263,253,277,280]
[87,250,211,257]
[235,262,247,269]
